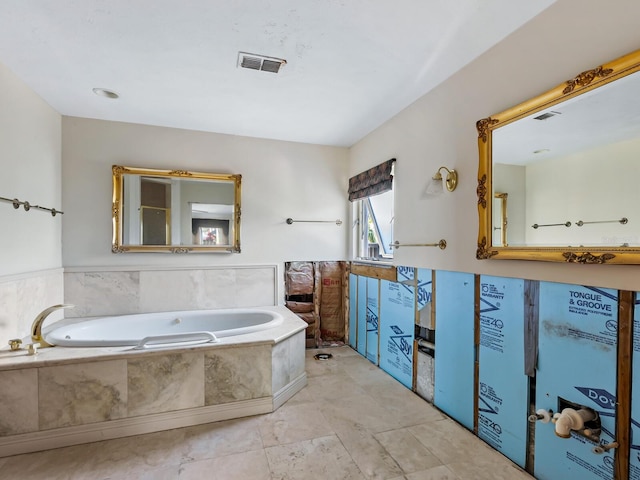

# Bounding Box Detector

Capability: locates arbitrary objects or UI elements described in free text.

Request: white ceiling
[0,1,556,147]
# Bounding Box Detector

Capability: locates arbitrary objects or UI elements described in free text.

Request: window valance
[348,158,395,202]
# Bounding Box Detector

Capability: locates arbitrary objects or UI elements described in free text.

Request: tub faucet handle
[8,338,23,351]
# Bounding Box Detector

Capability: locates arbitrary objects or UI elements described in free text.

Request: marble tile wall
[0,269,64,344]
[64,266,277,318]
[205,345,272,405]
[0,369,38,436]
[128,352,204,416]
[272,331,306,394]
[0,332,306,447]
[39,360,128,429]
[0,265,276,341]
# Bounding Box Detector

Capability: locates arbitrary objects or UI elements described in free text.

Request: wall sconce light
[427,166,458,194]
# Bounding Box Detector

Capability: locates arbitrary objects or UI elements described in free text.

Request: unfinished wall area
[284,261,346,348]
[349,262,635,480]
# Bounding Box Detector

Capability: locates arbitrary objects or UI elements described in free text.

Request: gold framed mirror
[112,165,241,253]
[477,48,640,264]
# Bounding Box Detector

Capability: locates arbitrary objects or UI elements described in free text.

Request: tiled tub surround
[0,268,64,343]
[0,306,307,457]
[63,265,278,318]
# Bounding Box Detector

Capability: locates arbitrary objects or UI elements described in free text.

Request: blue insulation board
[356,275,367,356]
[534,282,617,480]
[379,278,414,388]
[478,275,527,468]
[630,294,640,479]
[366,277,379,364]
[396,265,415,283]
[433,270,475,430]
[416,268,432,314]
[348,273,357,349]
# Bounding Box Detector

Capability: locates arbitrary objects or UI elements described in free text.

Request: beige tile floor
[0,346,533,480]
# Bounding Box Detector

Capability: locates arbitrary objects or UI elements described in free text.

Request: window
[199,227,222,245]
[348,158,395,261]
[356,188,394,260]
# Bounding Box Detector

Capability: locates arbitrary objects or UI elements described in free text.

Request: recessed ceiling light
[92,88,119,99]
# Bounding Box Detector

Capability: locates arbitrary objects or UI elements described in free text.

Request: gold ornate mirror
[112,165,241,253]
[477,48,640,264]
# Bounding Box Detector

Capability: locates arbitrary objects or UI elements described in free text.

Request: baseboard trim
[0,397,272,458]
[273,372,307,410]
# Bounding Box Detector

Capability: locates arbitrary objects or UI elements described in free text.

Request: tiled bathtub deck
[0,347,532,480]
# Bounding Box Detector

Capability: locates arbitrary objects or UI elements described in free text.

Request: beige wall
[349,0,640,291]
[0,61,63,340]
[0,62,62,276]
[61,117,349,268]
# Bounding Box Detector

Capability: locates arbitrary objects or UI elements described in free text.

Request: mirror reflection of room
[191,202,232,246]
[490,70,640,248]
[118,168,239,251]
[492,193,508,247]
[140,177,171,246]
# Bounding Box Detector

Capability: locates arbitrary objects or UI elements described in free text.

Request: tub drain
[314,353,333,361]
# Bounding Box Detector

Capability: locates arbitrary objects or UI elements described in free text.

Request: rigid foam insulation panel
[416,268,433,330]
[348,273,357,350]
[357,275,367,356]
[534,282,617,480]
[379,275,415,389]
[366,277,379,365]
[396,266,415,284]
[631,294,640,479]
[478,275,527,468]
[434,270,475,431]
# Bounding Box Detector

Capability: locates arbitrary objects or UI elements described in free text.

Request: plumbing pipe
[553,408,596,438]
[528,409,553,423]
[582,429,602,443]
[593,442,618,454]
[417,338,435,350]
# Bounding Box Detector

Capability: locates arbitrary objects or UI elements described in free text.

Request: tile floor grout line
[331,431,371,480]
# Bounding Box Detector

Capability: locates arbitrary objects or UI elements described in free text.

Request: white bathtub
[1,306,307,457]
[45,308,284,348]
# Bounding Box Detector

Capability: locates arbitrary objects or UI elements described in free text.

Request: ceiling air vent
[533,111,562,121]
[238,52,287,74]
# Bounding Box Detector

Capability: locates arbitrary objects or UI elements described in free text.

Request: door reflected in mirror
[113,166,241,253]
[492,193,508,247]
